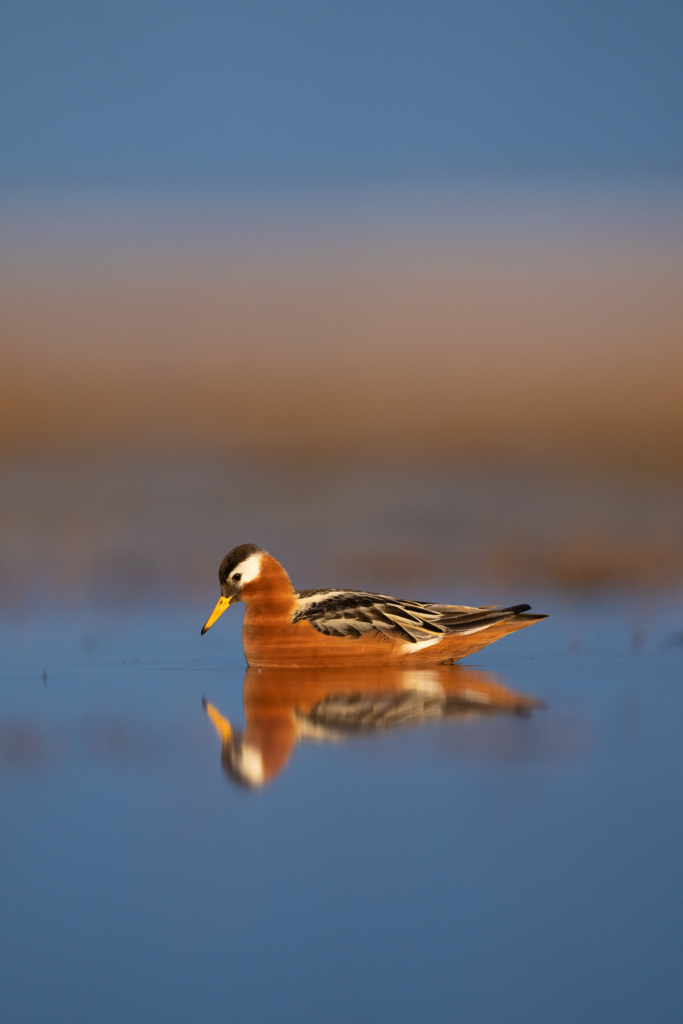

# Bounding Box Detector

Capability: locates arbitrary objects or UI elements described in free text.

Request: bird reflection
[203,666,544,788]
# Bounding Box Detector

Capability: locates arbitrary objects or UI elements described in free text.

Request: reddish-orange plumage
[202,547,547,669]
[204,664,544,786]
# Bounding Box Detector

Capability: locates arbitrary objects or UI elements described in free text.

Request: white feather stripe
[454,623,498,636]
[295,590,347,610]
[400,637,443,654]
[384,613,444,634]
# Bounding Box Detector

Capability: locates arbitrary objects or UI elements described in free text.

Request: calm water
[1,600,682,1024]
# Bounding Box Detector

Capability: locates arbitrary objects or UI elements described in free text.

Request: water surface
[1,603,682,1023]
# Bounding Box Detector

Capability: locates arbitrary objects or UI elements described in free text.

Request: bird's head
[201,543,264,634]
[202,698,266,788]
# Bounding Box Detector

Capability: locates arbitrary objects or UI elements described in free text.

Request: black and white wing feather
[293,589,532,644]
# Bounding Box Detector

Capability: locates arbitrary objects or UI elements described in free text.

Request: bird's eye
[232,573,242,582]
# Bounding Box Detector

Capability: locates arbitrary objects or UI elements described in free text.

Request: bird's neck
[241,553,297,618]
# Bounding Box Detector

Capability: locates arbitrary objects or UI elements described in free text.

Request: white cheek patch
[233,552,263,585]
[236,745,265,785]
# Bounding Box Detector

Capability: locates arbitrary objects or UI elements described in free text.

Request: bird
[203,665,544,788]
[200,543,547,669]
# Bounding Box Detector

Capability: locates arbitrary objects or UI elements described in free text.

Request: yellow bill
[201,595,232,634]
[202,699,233,743]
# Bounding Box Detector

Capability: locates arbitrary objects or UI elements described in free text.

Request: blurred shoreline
[2,185,682,611]
[2,456,682,613]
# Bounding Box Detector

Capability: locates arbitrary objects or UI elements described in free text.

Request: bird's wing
[293,589,532,644]
[300,690,446,732]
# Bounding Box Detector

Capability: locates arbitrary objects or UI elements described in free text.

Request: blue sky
[1,0,682,189]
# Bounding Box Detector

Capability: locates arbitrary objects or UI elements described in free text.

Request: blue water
[1,601,682,1024]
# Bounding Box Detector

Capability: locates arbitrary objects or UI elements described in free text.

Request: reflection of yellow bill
[202,699,232,743]
[201,596,232,634]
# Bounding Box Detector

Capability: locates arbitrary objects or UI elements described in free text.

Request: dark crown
[218,543,262,582]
